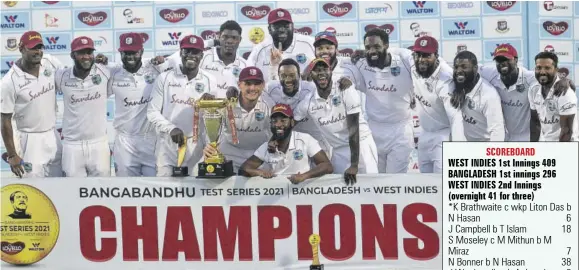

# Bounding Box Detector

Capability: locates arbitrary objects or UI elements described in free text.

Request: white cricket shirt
[247,34,315,83]
[1,62,57,132]
[108,62,162,136]
[356,53,414,124]
[147,67,219,137]
[456,78,506,141]
[166,47,247,92]
[411,61,462,133]
[480,65,536,141]
[254,131,321,174]
[529,78,579,141]
[55,64,110,141]
[219,99,271,151]
[261,80,322,138]
[294,85,372,148]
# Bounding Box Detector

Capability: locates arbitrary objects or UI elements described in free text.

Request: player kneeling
[239,104,333,184]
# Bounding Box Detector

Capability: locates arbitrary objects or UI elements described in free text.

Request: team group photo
[1,0,578,181]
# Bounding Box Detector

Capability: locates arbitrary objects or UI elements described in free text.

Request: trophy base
[197,160,234,179]
[171,166,189,177]
[310,265,324,270]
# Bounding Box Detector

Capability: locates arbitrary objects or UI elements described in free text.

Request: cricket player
[239,103,333,184]
[411,36,464,173]
[450,51,505,141]
[164,21,247,91]
[529,51,578,141]
[354,28,415,173]
[202,67,272,172]
[295,58,378,185]
[480,44,573,141]
[108,33,161,176]
[247,8,315,83]
[147,35,220,176]
[1,31,62,178]
[55,36,111,177]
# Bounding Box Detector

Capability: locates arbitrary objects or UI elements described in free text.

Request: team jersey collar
[424,63,443,86]
[12,61,46,78]
[176,64,204,81]
[211,47,243,66]
[465,75,483,99]
[69,63,98,80]
[502,67,524,92]
[276,35,297,54]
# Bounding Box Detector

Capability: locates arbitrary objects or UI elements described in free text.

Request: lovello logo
[543,21,568,35]
[323,3,353,17]
[1,241,25,255]
[200,30,219,40]
[364,24,395,35]
[294,26,313,36]
[42,1,59,4]
[449,21,475,36]
[241,5,270,20]
[159,8,189,23]
[408,1,434,14]
[543,1,568,11]
[162,32,181,46]
[2,15,25,29]
[486,1,516,11]
[78,11,107,26]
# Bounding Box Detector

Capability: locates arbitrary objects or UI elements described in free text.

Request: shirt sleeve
[528,84,538,110]
[354,62,368,93]
[1,75,15,114]
[343,86,362,115]
[557,89,578,116]
[253,142,268,161]
[146,72,177,134]
[303,133,322,157]
[54,68,64,95]
[293,93,311,122]
[246,45,260,67]
[483,90,506,141]
[439,82,466,141]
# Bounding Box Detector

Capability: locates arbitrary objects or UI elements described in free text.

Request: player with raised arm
[201,67,272,172]
[247,8,315,82]
[239,104,333,184]
[529,52,578,141]
[147,35,219,176]
[450,51,505,141]
[295,58,378,185]
[164,21,247,92]
[353,28,415,174]
[55,37,111,177]
[410,36,464,173]
[1,31,62,178]
[107,33,162,176]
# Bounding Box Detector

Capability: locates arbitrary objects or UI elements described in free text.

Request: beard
[366,50,386,67]
[273,31,293,47]
[536,73,555,86]
[453,72,477,90]
[271,125,292,141]
[416,62,436,78]
[313,73,332,90]
[122,56,142,70]
[75,59,94,71]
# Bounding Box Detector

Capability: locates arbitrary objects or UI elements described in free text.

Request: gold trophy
[193,98,238,178]
[309,234,324,270]
[172,137,189,176]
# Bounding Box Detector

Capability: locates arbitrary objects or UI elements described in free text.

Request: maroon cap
[413,36,438,54]
[180,35,204,50]
[71,36,95,52]
[239,66,264,82]
[493,44,517,60]
[268,8,292,24]
[118,32,144,52]
[314,31,338,47]
[271,103,293,118]
[19,31,43,49]
[307,58,330,73]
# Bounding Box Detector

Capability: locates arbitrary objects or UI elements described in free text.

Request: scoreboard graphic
[0,1,577,174]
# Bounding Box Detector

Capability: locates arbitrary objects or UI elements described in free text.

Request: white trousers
[113,133,156,176]
[418,128,450,173]
[156,135,203,177]
[17,128,62,178]
[369,119,414,173]
[62,136,111,177]
[331,136,379,174]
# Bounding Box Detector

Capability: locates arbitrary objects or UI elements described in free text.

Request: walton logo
[4,15,17,22]
[45,36,67,50]
[162,32,181,46]
[408,1,434,14]
[2,15,25,29]
[448,21,475,36]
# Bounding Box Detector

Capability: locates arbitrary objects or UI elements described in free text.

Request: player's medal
[1,184,60,265]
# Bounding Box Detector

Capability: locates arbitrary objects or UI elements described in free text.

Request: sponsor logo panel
[74,31,114,53]
[194,3,235,25]
[1,33,21,56]
[539,19,572,39]
[240,24,269,47]
[318,1,357,21]
[42,32,72,53]
[400,19,441,41]
[0,11,30,32]
[31,9,72,31]
[357,1,398,20]
[2,1,30,9]
[276,1,318,22]
[400,1,440,17]
[482,15,523,38]
[31,1,71,8]
[154,6,193,27]
[318,22,359,44]
[441,18,481,39]
[539,1,572,17]
[441,1,481,17]
[359,21,399,42]
[540,41,573,63]
[113,6,153,29]
[235,2,275,23]
[482,1,521,14]
[483,39,523,61]
[441,40,483,63]
[154,29,194,51]
[73,8,112,29]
